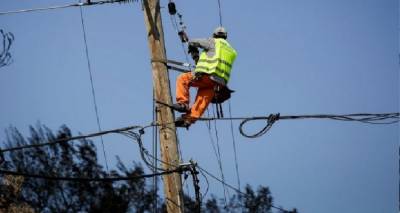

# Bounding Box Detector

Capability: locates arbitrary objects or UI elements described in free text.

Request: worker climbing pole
[171,27,238,128]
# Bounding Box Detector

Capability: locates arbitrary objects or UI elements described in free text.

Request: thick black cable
[118,131,164,172]
[0,125,142,153]
[0,168,183,182]
[0,0,135,16]
[79,2,109,171]
[198,167,210,200]
[236,113,400,138]
[197,165,294,213]
[2,113,397,153]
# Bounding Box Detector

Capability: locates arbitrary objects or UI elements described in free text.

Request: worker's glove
[188,45,199,64]
[188,45,198,54]
[178,30,189,43]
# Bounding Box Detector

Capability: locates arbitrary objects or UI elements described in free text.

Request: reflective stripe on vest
[194,39,237,83]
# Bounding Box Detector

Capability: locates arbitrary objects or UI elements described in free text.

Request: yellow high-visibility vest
[194,38,237,83]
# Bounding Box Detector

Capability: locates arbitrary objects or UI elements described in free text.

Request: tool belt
[212,84,234,104]
[191,72,234,104]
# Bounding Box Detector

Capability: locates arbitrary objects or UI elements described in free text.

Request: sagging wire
[1,113,398,155]
[237,113,400,138]
[0,29,14,68]
[79,0,109,172]
[0,167,183,182]
[197,165,297,213]
[228,100,242,194]
[205,109,229,207]
[0,125,143,154]
[118,130,166,172]
[212,107,230,205]
[0,0,137,16]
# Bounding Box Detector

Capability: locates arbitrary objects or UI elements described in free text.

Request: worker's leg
[176,72,193,106]
[187,87,215,121]
[185,75,216,123]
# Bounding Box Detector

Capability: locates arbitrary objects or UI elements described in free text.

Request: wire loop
[239,113,280,138]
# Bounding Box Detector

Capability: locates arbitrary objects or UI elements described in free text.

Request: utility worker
[172,27,237,128]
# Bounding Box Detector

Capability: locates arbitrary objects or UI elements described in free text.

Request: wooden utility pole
[142,0,184,212]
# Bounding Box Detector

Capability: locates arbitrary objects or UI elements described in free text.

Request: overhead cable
[78,0,109,171]
[0,167,184,182]
[216,0,223,26]
[235,113,400,138]
[204,110,229,206]
[0,0,135,16]
[228,100,242,192]
[0,125,143,153]
[1,113,398,154]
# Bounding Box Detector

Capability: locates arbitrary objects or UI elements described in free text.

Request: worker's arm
[188,38,214,51]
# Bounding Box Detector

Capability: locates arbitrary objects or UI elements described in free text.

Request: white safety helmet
[213,26,227,39]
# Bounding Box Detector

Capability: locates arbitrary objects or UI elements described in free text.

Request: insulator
[168,2,177,15]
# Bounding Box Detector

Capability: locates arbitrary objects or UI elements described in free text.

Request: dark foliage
[0,124,296,213]
[0,29,14,68]
[0,124,158,213]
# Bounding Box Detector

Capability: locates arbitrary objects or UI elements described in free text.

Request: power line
[0,167,184,182]
[216,0,223,26]
[1,113,397,154]
[235,113,400,138]
[197,165,295,213]
[228,100,242,192]
[78,0,109,171]
[0,125,143,153]
[204,109,229,206]
[0,0,135,16]
[211,108,230,206]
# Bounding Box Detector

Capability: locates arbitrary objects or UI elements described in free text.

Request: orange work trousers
[176,72,216,122]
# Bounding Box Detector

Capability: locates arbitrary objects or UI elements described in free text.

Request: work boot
[171,103,189,113]
[175,117,191,129]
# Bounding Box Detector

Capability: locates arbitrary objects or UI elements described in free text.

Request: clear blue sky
[0,0,398,212]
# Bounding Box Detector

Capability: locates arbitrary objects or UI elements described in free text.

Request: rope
[79,2,109,171]
[0,0,135,16]
[0,167,183,182]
